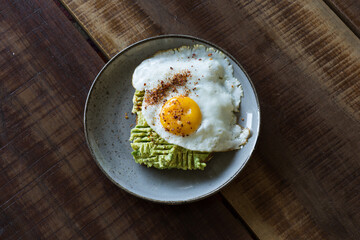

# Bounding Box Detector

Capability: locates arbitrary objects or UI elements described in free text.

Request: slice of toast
[130,90,212,170]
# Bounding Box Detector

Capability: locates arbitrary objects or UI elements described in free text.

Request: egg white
[132,45,250,152]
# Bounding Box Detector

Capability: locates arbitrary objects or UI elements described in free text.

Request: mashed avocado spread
[130,90,211,170]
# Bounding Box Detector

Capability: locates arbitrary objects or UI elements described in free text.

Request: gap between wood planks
[52,0,108,62]
[220,194,260,240]
[322,0,360,38]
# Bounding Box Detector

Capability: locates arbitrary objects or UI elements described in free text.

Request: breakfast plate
[84,35,260,203]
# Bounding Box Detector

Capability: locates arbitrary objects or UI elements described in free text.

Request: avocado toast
[130,90,213,170]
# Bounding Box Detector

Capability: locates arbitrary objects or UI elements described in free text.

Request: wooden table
[1,0,359,239]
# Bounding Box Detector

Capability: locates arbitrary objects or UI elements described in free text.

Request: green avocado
[130,90,211,170]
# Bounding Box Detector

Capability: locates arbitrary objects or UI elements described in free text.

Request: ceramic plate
[84,35,260,204]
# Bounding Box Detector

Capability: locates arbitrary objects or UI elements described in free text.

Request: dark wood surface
[325,0,360,37]
[60,0,360,239]
[0,0,254,239]
[1,0,360,239]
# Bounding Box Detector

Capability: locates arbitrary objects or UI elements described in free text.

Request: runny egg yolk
[160,96,202,136]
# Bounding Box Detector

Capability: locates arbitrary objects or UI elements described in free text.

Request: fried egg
[132,45,250,152]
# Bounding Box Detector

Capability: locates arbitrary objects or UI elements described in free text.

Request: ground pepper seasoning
[144,70,192,106]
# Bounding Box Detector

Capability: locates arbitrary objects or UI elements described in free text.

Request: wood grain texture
[0,0,254,239]
[325,0,360,37]
[59,0,360,239]
[60,0,162,58]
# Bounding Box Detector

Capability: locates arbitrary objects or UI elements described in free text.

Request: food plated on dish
[130,45,250,170]
[84,35,260,203]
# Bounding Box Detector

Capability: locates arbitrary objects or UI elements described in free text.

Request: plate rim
[83,34,261,204]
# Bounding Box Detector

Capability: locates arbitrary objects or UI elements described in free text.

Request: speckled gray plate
[84,35,260,204]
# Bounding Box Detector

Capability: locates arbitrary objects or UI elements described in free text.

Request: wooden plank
[0,0,254,239]
[325,0,360,37]
[59,0,360,239]
[59,0,162,59]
